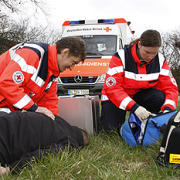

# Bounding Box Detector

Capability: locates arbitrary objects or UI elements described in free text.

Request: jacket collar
[48,44,60,77]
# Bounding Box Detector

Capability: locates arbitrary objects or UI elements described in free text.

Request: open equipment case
[58,95,100,134]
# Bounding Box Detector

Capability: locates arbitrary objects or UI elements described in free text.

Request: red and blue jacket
[0,42,60,115]
[101,41,178,111]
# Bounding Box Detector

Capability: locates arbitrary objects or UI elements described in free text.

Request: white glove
[134,106,151,121]
[163,110,170,113]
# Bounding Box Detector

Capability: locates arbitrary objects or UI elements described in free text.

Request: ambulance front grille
[60,76,98,84]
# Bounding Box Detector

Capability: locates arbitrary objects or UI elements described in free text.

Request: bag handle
[154,154,169,168]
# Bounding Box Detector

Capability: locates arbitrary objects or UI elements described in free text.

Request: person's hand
[0,166,10,175]
[35,107,55,120]
[134,106,151,121]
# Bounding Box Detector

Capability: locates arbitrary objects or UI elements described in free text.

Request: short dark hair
[130,29,161,47]
[56,36,86,62]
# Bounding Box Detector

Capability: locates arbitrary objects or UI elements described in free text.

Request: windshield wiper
[86,52,103,55]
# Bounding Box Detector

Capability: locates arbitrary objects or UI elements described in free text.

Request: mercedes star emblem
[74,74,83,83]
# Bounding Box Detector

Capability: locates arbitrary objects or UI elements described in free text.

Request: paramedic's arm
[0,49,38,111]
[103,52,137,111]
[36,80,59,116]
[0,59,36,111]
[0,50,56,120]
[155,60,178,111]
[0,73,55,120]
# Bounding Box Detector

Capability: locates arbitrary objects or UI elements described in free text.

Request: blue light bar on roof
[100,19,115,24]
[69,21,83,25]
[69,19,115,25]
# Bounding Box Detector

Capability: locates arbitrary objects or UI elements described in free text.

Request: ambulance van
[56,18,134,96]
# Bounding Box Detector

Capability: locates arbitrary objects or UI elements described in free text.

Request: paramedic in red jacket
[0,37,86,119]
[101,29,178,131]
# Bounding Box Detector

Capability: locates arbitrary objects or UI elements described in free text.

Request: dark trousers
[100,88,165,131]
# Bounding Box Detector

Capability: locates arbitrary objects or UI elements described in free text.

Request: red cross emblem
[13,71,24,84]
[108,79,114,86]
[106,77,116,87]
[171,77,177,86]
[16,75,22,80]
[103,27,112,32]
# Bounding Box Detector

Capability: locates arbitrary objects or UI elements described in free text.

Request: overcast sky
[44,0,179,37]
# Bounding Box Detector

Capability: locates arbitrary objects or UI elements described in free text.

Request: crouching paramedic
[0,37,86,120]
[100,29,178,131]
[0,111,89,175]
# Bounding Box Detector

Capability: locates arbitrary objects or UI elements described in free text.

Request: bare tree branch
[160,28,180,91]
[0,0,48,18]
[0,16,61,54]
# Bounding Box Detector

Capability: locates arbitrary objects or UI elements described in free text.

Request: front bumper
[56,83,103,96]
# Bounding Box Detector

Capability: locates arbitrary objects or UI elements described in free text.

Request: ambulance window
[97,44,106,51]
[79,35,117,56]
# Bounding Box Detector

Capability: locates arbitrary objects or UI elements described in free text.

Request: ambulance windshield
[79,35,117,56]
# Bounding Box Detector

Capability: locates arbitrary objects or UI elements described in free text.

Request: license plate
[68,89,89,95]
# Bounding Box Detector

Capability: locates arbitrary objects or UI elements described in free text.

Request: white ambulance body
[57,18,134,96]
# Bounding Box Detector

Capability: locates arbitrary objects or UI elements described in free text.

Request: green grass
[2,104,180,179]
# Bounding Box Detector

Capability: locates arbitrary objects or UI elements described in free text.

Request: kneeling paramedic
[100,29,178,131]
[0,37,86,120]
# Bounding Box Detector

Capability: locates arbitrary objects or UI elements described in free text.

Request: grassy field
[2,104,180,179]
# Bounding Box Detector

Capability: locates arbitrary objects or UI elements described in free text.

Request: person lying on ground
[0,111,89,175]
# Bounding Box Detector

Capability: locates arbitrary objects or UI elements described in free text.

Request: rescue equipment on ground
[120,111,177,146]
[155,110,180,167]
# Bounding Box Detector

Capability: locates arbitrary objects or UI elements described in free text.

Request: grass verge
[2,104,180,179]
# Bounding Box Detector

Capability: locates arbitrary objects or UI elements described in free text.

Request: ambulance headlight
[97,74,106,83]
